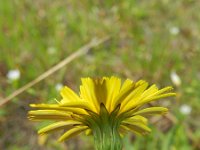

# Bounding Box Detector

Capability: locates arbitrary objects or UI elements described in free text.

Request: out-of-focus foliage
[0,0,199,149]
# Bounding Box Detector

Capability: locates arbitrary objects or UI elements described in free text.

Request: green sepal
[92,103,122,150]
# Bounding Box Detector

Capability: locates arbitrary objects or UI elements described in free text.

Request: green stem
[91,104,122,150]
[93,124,122,150]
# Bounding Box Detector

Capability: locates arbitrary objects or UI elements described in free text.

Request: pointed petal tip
[161,108,168,114]
[29,103,50,107]
[166,93,177,97]
[57,137,63,143]
[28,110,34,114]
[29,104,36,107]
[38,130,48,136]
[38,130,43,135]
[172,93,177,96]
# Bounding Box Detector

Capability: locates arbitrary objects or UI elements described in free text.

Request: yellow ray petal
[140,93,176,106]
[80,78,100,112]
[132,107,168,116]
[28,110,71,117]
[142,86,174,100]
[113,81,135,109]
[140,84,158,98]
[122,121,151,135]
[119,125,129,137]
[122,92,175,113]
[60,101,96,113]
[93,78,107,106]
[38,120,82,135]
[105,76,121,112]
[30,104,87,114]
[124,115,148,125]
[120,125,143,136]
[58,126,88,142]
[28,110,72,121]
[154,86,174,96]
[28,116,70,121]
[135,80,147,87]
[60,86,80,102]
[120,81,148,112]
[85,129,92,136]
[120,79,134,92]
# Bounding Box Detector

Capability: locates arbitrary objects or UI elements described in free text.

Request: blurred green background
[0,0,200,150]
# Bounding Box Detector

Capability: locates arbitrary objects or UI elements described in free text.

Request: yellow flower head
[28,76,176,143]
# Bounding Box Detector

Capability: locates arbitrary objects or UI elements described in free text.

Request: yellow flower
[28,76,175,145]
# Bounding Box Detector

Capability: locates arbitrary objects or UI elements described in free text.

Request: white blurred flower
[55,83,63,91]
[47,47,57,55]
[7,69,20,81]
[170,71,181,87]
[180,104,192,115]
[169,26,180,35]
